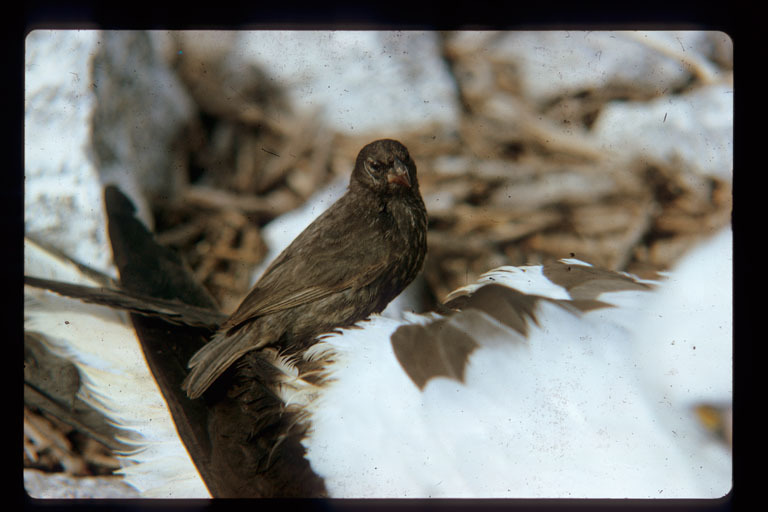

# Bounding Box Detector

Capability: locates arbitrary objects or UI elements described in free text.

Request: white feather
[24,238,210,498]
[446,264,572,302]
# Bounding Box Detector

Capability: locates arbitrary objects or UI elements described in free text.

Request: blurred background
[23,30,732,496]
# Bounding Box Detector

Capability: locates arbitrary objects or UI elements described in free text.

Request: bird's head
[352,139,418,195]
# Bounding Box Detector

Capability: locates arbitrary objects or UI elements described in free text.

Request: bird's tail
[182,325,261,399]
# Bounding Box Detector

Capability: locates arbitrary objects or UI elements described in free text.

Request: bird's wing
[301,229,732,498]
[222,199,388,331]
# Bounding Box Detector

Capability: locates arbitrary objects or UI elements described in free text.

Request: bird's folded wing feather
[222,200,388,331]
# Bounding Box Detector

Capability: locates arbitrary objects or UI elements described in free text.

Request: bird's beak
[387,157,411,188]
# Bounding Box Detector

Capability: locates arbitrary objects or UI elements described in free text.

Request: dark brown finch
[182,139,428,399]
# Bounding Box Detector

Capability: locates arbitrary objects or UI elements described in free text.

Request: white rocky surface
[24,469,141,499]
[25,30,111,271]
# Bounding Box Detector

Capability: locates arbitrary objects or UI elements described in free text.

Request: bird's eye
[364,158,383,177]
